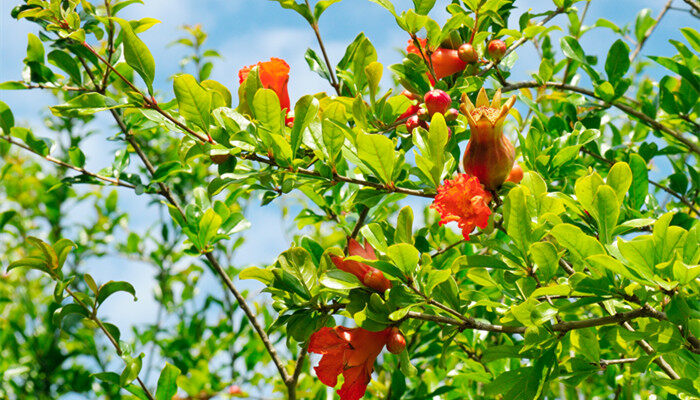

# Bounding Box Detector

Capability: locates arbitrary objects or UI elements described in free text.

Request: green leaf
[680,27,700,52]
[604,40,630,82]
[270,0,314,24]
[570,328,599,363]
[51,93,126,117]
[560,36,586,63]
[276,247,316,298]
[155,363,180,400]
[290,95,319,158]
[240,267,273,284]
[365,61,383,103]
[0,100,14,134]
[68,146,86,168]
[337,33,377,92]
[0,210,17,231]
[387,243,419,276]
[47,50,81,84]
[7,257,50,274]
[628,154,648,210]
[53,303,90,326]
[173,74,212,133]
[305,48,331,81]
[529,242,559,281]
[314,0,341,20]
[503,186,532,253]
[25,33,44,64]
[197,208,222,250]
[96,281,137,305]
[320,269,363,290]
[592,185,620,244]
[550,224,605,263]
[394,206,414,244]
[152,161,184,183]
[113,17,156,93]
[356,132,396,184]
[321,102,347,165]
[606,162,632,201]
[586,254,652,285]
[649,56,700,93]
[412,0,436,14]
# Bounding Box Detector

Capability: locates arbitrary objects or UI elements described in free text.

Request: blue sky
[1,0,695,394]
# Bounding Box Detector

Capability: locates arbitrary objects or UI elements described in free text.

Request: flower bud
[458,43,479,64]
[487,39,507,61]
[444,108,459,122]
[460,87,516,190]
[424,89,451,116]
[405,115,426,133]
[386,327,406,354]
[506,164,523,184]
[363,269,392,293]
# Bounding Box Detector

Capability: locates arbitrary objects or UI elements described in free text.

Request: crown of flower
[460,87,516,128]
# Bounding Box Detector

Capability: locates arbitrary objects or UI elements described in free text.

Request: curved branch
[500,81,700,155]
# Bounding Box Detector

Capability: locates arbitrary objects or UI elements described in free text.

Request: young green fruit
[458,43,479,64]
[386,327,406,354]
[424,89,451,116]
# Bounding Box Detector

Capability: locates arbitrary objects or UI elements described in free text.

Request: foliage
[1,0,699,399]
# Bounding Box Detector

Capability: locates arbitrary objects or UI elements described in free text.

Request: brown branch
[599,357,638,367]
[349,207,369,240]
[1,135,136,189]
[406,305,667,335]
[630,0,674,62]
[500,81,700,156]
[242,153,435,198]
[304,0,340,95]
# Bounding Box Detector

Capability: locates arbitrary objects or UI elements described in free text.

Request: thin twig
[630,0,674,62]
[1,135,136,189]
[304,0,340,95]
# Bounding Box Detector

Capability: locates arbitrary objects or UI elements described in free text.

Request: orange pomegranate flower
[431,174,492,240]
[309,326,391,400]
[238,58,292,123]
[406,38,467,81]
[331,239,392,293]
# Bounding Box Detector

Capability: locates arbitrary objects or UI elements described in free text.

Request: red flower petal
[430,174,492,240]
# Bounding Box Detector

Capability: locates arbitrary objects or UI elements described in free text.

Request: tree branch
[405,305,663,335]
[500,80,700,156]
[304,0,340,95]
[630,0,674,62]
[1,135,136,189]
